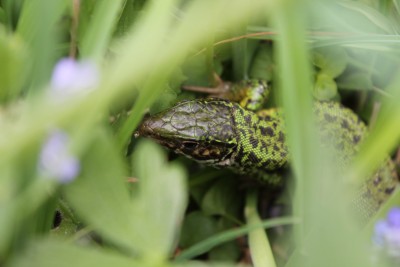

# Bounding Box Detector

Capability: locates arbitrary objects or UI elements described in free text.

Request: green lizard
[136,80,398,220]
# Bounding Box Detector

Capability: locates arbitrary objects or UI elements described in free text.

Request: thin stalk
[245,189,277,267]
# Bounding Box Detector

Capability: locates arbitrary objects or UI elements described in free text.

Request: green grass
[1,0,400,267]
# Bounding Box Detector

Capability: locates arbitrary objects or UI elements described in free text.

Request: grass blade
[175,216,298,261]
[79,0,126,61]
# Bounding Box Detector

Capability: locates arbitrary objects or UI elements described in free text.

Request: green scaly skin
[136,80,398,220]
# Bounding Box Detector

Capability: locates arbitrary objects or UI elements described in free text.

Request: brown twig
[69,0,80,58]
[192,30,356,57]
[182,72,228,95]
[127,177,139,183]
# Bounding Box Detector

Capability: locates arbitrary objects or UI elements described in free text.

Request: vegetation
[1,0,400,266]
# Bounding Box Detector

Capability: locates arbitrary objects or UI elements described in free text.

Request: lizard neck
[231,104,289,173]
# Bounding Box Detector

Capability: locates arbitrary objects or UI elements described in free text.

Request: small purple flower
[373,207,400,258]
[388,207,400,227]
[50,58,99,96]
[39,130,80,183]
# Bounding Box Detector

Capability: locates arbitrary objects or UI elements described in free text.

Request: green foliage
[313,72,338,100]
[1,0,400,267]
[249,43,274,81]
[0,7,5,24]
[180,211,219,249]
[312,46,348,78]
[0,26,29,102]
[338,71,375,90]
[78,0,126,61]
[182,53,216,87]
[201,177,241,220]
[16,0,68,89]
[67,134,188,259]
[8,239,143,267]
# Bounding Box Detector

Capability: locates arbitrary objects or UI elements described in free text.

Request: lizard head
[136,98,238,166]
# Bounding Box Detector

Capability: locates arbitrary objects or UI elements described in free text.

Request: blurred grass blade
[0,7,5,25]
[395,0,400,15]
[245,189,276,267]
[338,1,396,34]
[350,73,400,183]
[175,216,298,261]
[8,239,140,267]
[272,0,318,245]
[16,0,68,90]
[0,27,30,103]
[79,0,126,61]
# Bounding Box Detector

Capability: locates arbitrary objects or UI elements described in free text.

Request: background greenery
[1,0,400,266]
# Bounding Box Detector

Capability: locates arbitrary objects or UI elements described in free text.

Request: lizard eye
[182,141,197,149]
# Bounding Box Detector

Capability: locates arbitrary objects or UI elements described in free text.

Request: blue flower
[50,58,99,96]
[39,130,80,183]
[373,207,400,258]
[388,207,400,227]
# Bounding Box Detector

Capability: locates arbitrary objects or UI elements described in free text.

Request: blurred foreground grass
[1,0,400,267]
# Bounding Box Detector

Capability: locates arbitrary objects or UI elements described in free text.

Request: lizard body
[137,81,398,219]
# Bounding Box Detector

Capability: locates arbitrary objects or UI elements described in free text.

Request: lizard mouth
[136,116,175,145]
[136,115,199,154]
